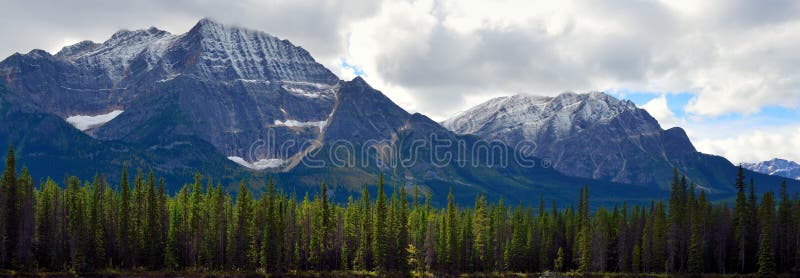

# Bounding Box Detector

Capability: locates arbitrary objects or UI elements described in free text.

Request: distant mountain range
[0,18,796,205]
[743,158,800,180]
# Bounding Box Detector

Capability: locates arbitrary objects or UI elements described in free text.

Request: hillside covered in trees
[1,144,799,276]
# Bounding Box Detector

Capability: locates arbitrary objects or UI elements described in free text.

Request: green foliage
[757,192,776,278]
[0,145,796,275]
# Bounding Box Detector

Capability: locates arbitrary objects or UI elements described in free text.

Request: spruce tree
[578,186,592,273]
[445,187,459,273]
[373,174,389,272]
[65,176,87,270]
[354,184,372,270]
[232,179,252,269]
[651,201,668,273]
[733,165,748,273]
[0,145,17,267]
[396,187,410,273]
[777,181,793,272]
[472,194,489,270]
[119,165,132,267]
[757,192,777,278]
[15,167,34,270]
[687,189,706,276]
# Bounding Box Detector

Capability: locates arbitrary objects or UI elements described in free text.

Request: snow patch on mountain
[227,156,284,170]
[274,119,327,130]
[281,82,336,99]
[66,110,124,131]
[743,158,800,180]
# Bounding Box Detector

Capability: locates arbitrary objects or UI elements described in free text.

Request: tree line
[1,145,799,276]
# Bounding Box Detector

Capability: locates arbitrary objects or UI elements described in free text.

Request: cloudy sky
[2,0,799,164]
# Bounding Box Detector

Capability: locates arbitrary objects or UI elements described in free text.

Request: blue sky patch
[340,59,365,76]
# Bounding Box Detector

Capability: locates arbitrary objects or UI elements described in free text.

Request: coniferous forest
[1,145,800,277]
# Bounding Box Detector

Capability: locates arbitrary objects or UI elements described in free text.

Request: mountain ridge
[442,92,786,194]
[743,158,800,180]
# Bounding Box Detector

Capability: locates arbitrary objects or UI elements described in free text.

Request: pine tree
[733,165,748,273]
[578,186,592,273]
[65,176,87,270]
[86,175,106,268]
[188,173,204,266]
[0,145,18,267]
[15,167,35,270]
[118,165,132,267]
[232,179,252,269]
[472,194,489,270]
[396,187,410,273]
[687,189,706,276]
[757,192,777,278]
[261,178,281,272]
[354,184,372,270]
[445,187,459,273]
[651,201,668,273]
[747,178,759,272]
[373,174,389,272]
[554,247,565,272]
[632,241,641,274]
[35,178,62,269]
[165,187,187,269]
[777,181,794,273]
[667,170,688,273]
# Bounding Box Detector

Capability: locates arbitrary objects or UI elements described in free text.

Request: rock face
[442,92,745,192]
[0,18,340,166]
[743,158,800,180]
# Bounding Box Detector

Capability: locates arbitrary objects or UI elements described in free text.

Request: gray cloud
[0,0,381,68]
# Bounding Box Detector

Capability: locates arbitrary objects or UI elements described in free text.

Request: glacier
[227,156,284,170]
[66,110,124,131]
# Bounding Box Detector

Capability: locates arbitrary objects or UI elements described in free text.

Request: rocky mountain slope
[442,92,792,194]
[1,18,340,167]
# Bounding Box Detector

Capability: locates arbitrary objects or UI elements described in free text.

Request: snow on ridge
[61,27,178,82]
[274,119,327,130]
[282,85,325,98]
[227,156,284,170]
[66,110,124,131]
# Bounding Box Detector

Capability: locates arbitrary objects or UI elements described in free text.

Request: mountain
[442,92,795,195]
[0,18,665,206]
[743,158,800,180]
[281,77,669,205]
[1,19,338,164]
[1,18,795,205]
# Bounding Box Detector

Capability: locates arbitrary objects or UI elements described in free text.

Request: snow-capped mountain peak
[49,18,338,86]
[442,91,646,140]
[56,26,177,82]
[441,91,707,188]
[743,158,800,180]
[178,18,338,84]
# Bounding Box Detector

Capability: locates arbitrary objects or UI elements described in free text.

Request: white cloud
[694,126,800,164]
[641,95,680,129]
